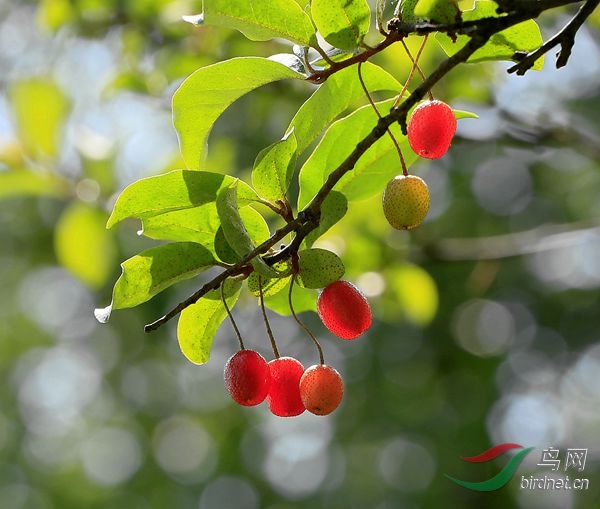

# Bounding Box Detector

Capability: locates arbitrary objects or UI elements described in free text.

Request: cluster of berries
[224,280,372,417]
[382,99,456,230]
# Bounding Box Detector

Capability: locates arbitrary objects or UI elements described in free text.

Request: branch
[508,0,600,74]
[423,220,600,261]
[144,0,590,333]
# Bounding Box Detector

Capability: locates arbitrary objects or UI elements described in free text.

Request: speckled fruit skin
[300,364,344,416]
[267,357,306,417]
[382,174,430,230]
[224,350,271,406]
[317,280,372,340]
[407,100,456,159]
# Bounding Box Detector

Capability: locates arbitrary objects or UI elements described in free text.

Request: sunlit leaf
[216,182,277,278]
[184,0,317,46]
[94,242,217,323]
[252,130,297,203]
[414,0,460,23]
[36,0,76,32]
[8,77,70,159]
[304,191,348,247]
[107,170,258,228]
[288,62,401,155]
[0,168,70,199]
[383,264,438,326]
[140,203,220,248]
[173,57,304,169]
[311,0,371,50]
[177,279,242,365]
[214,206,273,264]
[247,272,291,297]
[298,99,418,209]
[435,1,544,69]
[54,203,117,289]
[296,248,345,289]
[264,278,317,315]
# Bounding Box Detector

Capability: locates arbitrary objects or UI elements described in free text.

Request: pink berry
[407,100,457,159]
[267,357,306,417]
[300,364,344,416]
[224,350,270,406]
[317,280,372,340]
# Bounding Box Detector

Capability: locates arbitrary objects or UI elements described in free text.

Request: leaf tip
[182,13,204,26]
[94,303,113,323]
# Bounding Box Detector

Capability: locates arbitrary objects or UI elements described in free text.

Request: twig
[508,0,600,74]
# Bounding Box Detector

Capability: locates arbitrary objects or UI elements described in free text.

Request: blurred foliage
[1,1,600,509]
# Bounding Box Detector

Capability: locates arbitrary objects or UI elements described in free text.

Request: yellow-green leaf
[54,203,117,289]
[0,168,70,199]
[8,77,70,159]
[177,279,242,365]
[173,57,304,169]
[107,170,258,228]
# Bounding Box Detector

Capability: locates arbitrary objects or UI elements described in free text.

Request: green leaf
[107,170,258,228]
[251,130,297,202]
[435,1,544,69]
[454,109,479,119]
[177,279,242,365]
[54,203,117,289]
[264,279,317,315]
[287,62,401,155]
[304,191,348,247]
[140,203,221,248]
[296,248,345,289]
[8,77,70,159]
[311,0,371,50]
[184,0,317,47]
[214,206,273,264]
[94,242,216,323]
[173,57,304,169]
[298,99,418,209]
[247,272,291,297]
[414,0,460,24]
[0,169,70,200]
[216,182,277,278]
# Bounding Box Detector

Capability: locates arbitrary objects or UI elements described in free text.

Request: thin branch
[508,0,600,74]
[423,221,600,261]
[144,0,589,333]
[288,276,324,365]
[221,282,245,350]
[259,276,280,358]
[358,61,408,175]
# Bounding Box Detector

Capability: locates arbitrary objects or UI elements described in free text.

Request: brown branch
[508,0,600,74]
[144,0,589,333]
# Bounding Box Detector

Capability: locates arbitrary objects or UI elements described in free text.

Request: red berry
[267,357,306,417]
[407,100,457,159]
[317,280,372,340]
[224,350,270,406]
[300,364,344,416]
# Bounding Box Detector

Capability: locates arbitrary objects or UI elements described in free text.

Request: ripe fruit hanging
[317,280,372,340]
[407,99,456,159]
[224,349,271,406]
[300,364,344,416]
[267,357,306,417]
[382,174,430,230]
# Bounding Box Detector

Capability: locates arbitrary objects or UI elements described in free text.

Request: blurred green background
[1,1,600,508]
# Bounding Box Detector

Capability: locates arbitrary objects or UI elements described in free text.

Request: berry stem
[394,35,432,108]
[220,282,245,350]
[400,36,434,101]
[288,276,325,365]
[357,61,408,176]
[258,276,280,359]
